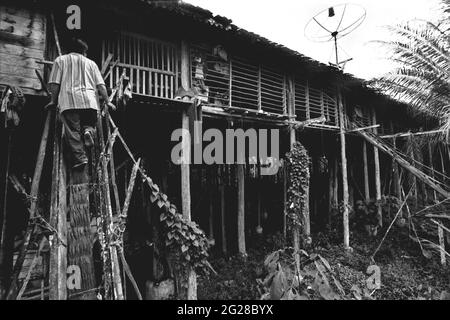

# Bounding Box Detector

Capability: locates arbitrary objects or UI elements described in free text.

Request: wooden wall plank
[0,74,41,90]
[0,84,42,96]
[0,5,46,95]
[0,30,45,50]
[0,10,45,35]
[0,42,44,60]
[0,52,41,69]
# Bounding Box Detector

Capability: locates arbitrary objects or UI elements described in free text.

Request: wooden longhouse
[0,0,449,300]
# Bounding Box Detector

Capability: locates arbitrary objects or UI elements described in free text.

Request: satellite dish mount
[305,3,366,70]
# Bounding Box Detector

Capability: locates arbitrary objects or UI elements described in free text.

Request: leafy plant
[258,248,358,300]
[371,1,450,138]
[285,142,310,235]
[140,175,210,274]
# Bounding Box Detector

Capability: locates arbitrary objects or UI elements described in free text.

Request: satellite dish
[304,3,366,70]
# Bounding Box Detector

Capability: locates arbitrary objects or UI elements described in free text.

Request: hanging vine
[140,174,210,275]
[285,141,310,232]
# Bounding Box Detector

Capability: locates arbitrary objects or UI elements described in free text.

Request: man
[47,38,115,169]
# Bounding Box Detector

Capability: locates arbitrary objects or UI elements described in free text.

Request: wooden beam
[180,40,196,300]
[97,115,124,300]
[347,124,380,133]
[0,131,12,299]
[381,129,445,139]
[427,144,437,202]
[7,92,52,300]
[363,141,370,202]
[372,110,383,227]
[237,164,246,256]
[392,136,402,201]
[181,109,196,299]
[219,184,227,256]
[338,91,350,249]
[356,126,450,199]
[438,223,446,266]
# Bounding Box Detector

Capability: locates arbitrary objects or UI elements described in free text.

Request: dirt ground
[198,230,450,300]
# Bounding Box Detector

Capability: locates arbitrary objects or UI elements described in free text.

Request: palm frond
[371,14,450,138]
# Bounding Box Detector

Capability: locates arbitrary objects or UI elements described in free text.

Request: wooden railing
[190,43,338,126]
[190,45,287,115]
[294,80,338,127]
[102,32,179,100]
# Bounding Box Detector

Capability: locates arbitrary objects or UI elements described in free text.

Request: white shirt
[48,53,105,113]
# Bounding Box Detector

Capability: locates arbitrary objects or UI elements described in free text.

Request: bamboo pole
[392,136,402,200]
[363,141,370,202]
[328,155,334,226]
[356,127,450,199]
[438,224,446,266]
[283,165,287,238]
[0,131,12,299]
[97,115,124,300]
[209,190,214,242]
[17,237,45,300]
[338,91,350,249]
[119,159,142,300]
[333,156,338,207]
[408,136,418,206]
[7,89,52,300]
[427,144,437,202]
[371,110,382,227]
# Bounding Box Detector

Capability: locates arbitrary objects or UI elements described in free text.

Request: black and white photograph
[0,0,449,307]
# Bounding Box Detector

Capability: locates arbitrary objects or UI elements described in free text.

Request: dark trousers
[62,109,98,166]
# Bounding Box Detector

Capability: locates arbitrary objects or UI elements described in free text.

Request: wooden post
[348,161,355,208]
[427,144,437,202]
[333,156,338,206]
[363,141,370,202]
[97,116,123,300]
[337,90,350,249]
[283,165,287,238]
[390,123,402,201]
[328,155,334,226]
[180,40,197,299]
[408,136,418,206]
[357,129,450,199]
[237,164,246,256]
[209,190,214,243]
[219,184,227,256]
[372,110,382,227]
[0,131,12,299]
[288,76,303,266]
[438,224,446,266]
[7,104,53,300]
[49,117,67,300]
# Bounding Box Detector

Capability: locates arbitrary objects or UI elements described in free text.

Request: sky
[185,0,443,80]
